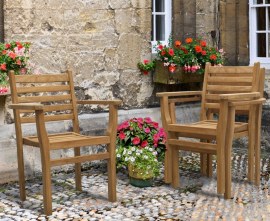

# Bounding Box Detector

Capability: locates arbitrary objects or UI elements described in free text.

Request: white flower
[125,157,129,161]
[130,157,135,162]
[149,148,153,152]
[144,156,149,159]
[131,147,136,151]
[116,154,121,158]
[136,152,141,156]
[128,151,132,155]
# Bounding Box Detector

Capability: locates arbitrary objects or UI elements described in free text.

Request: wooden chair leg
[74,147,82,191]
[17,141,26,201]
[200,153,207,176]
[164,145,172,184]
[248,107,256,182]
[206,154,213,177]
[254,105,262,186]
[224,107,235,199]
[107,144,117,202]
[171,146,180,188]
[40,150,52,215]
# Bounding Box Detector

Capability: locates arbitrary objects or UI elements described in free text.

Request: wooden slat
[168,139,217,154]
[17,85,70,94]
[15,74,69,83]
[18,94,72,103]
[205,103,220,109]
[168,96,201,104]
[20,104,73,113]
[168,124,217,136]
[207,76,253,83]
[21,114,74,123]
[208,66,254,74]
[156,91,202,97]
[207,85,252,92]
[50,152,110,167]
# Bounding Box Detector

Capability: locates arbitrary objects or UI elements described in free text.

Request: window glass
[257,7,266,30]
[156,15,165,41]
[257,33,266,57]
[155,0,165,12]
[254,0,263,4]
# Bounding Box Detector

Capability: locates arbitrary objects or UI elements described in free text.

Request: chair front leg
[17,139,26,201]
[164,145,172,184]
[74,147,82,191]
[254,105,262,186]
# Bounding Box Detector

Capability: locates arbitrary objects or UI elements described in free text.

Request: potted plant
[116,117,167,187]
[139,37,225,84]
[137,59,156,75]
[0,41,31,93]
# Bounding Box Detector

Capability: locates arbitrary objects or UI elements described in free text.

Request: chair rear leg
[255,105,262,186]
[206,154,213,177]
[74,147,82,191]
[171,146,180,188]
[164,146,172,184]
[17,141,26,201]
[107,143,116,202]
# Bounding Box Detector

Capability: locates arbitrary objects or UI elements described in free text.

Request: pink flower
[152,122,159,129]
[153,134,160,143]
[132,137,141,145]
[144,117,152,124]
[137,118,143,124]
[121,121,129,129]
[8,51,16,60]
[143,59,149,64]
[0,63,7,71]
[119,131,126,140]
[144,127,151,133]
[20,68,27,75]
[141,140,148,148]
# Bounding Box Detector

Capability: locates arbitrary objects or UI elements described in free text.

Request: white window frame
[151,0,172,53]
[249,0,270,68]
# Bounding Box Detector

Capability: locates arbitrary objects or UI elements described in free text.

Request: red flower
[200,41,207,47]
[195,45,202,53]
[175,40,181,48]
[16,59,22,65]
[119,131,126,140]
[158,44,163,50]
[16,42,23,49]
[143,59,149,64]
[8,52,16,60]
[152,122,159,129]
[5,43,11,49]
[132,137,141,145]
[141,140,148,148]
[161,50,166,56]
[201,50,207,55]
[0,63,7,71]
[142,70,149,75]
[185,38,193,43]
[210,54,217,60]
[2,50,7,55]
[168,48,174,56]
[168,65,176,73]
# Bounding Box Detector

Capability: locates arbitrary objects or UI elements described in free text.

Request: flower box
[153,61,204,84]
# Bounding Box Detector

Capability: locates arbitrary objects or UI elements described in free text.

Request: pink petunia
[137,118,144,124]
[119,131,126,140]
[141,140,148,148]
[144,127,151,133]
[121,121,129,129]
[144,117,152,124]
[152,122,159,129]
[132,137,141,145]
[153,134,160,143]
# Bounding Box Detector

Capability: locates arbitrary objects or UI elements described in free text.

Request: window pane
[266,0,270,3]
[156,15,165,41]
[269,7,270,30]
[254,0,263,4]
[269,34,270,57]
[257,33,266,57]
[151,15,154,41]
[155,0,165,12]
[257,7,266,31]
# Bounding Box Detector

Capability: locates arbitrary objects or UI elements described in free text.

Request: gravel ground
[0,148,269,221]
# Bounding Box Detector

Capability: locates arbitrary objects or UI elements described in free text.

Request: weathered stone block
[109,0,131,9]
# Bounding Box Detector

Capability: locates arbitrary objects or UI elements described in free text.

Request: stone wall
[4,0,154,110]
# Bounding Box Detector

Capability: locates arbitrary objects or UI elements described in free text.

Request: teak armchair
[8,70,122,215]
[157,62,265,199]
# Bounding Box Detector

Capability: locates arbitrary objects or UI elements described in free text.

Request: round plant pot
[128,164,154,188]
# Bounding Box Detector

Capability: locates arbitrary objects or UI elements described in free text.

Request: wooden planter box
[153,61,204,84]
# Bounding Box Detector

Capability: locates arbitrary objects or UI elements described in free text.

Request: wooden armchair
[157,62,265,199]
[8,70,122,215]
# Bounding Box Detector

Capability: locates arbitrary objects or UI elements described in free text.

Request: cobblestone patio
[0,148,269,221]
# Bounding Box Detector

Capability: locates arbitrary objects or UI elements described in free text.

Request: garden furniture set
[8,62,265,215]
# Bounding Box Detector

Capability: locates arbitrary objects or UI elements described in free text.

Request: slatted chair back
[9,71,80,133]
[200,62,261,120]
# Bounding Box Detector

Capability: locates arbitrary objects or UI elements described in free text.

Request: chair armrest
[219,92,260,101]
[77,100,122,106]
[156,91,202,97]
[9,103,44,110]
[229,98,266,107]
